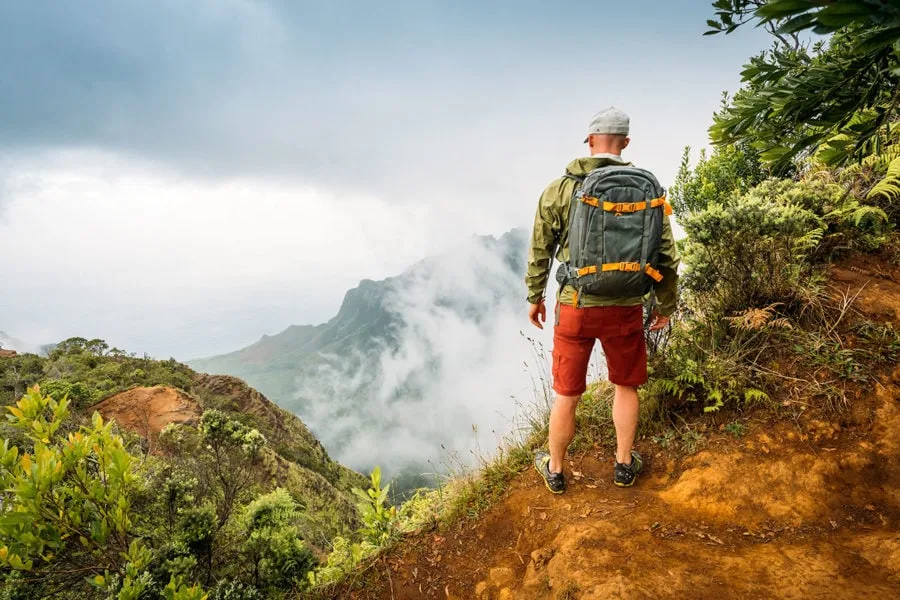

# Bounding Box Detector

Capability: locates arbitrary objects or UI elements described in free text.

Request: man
[526,107,680,492]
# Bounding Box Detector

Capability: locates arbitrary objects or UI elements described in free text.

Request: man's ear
[622,136,631,150]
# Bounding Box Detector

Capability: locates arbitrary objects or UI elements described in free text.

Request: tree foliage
[706,0,900,169]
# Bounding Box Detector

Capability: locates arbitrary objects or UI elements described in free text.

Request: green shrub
[0,386,207,599]
[670,143,766,218]
[746,178,890,254]
[242,489,316,592]
[39,379,98,407]
[352,466,398,546]
[681,190,824,315]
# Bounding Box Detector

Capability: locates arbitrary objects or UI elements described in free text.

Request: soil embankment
[94,385,201,448]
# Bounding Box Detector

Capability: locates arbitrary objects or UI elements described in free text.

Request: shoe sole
[534,460,565,495]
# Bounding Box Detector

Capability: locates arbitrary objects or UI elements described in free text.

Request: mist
[291,232,606,486]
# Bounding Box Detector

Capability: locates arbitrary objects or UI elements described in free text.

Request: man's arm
[653,215,681,317]
[525,183,563,306]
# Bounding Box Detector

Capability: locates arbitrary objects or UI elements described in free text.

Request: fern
[867,156,900,203]
[743,388,770,404]
[727,303,793,331]
[793,226,825,254]
[851,205,889,232]
[703,389,724,413]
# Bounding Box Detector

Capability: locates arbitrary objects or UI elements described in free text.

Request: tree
[706,1,900,169]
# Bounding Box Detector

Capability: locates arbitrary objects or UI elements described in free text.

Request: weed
[652,429,676,449]
[559,581,582,599]
[724,421,747,438]
[680,429,706,454]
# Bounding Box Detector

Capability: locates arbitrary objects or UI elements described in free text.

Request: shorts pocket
[554,304,583,337]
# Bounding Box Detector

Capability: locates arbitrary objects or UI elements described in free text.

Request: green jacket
[526,156,681,316]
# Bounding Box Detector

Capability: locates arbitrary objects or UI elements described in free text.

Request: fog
[293,233,607,484]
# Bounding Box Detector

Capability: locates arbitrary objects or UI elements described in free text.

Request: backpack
[555,165,671,305]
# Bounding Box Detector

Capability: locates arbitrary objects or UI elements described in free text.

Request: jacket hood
[565,156,631,177]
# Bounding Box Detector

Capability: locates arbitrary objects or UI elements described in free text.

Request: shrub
[747,178,890,254]
[242,488,316,592]
[681,191,824,315]
[670,143,766,218]
[0,386,208,599]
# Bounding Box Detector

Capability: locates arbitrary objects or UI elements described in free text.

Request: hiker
[526,107,680,492]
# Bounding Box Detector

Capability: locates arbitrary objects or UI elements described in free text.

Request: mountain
[189,228,532,484]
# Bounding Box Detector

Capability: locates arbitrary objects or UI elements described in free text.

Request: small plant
[652,429,676,449]
[724,421,747,438]
[352,466,398,546]
[680,429,705,454]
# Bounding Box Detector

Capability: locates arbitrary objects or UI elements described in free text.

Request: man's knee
[614,384,638,395]
[553,393,582,414]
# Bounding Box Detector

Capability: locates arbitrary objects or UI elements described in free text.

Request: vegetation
[706,0,900,170]
[0,342,368,599]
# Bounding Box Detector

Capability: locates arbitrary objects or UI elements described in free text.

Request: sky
[0,0,774,360]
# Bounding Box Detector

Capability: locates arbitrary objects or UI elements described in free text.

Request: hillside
[337,257,900,599]
[0,343,367,551]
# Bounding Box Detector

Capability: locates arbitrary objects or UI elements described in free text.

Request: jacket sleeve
[653,215,681,316]
[525,182,563,304]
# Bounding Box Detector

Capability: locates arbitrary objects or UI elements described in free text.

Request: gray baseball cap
[583,106,630,142]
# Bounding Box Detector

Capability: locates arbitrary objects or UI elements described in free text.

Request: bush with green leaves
[681,188,824,315]
[242,489,316,592]
[670,142,766,218]
[0,386,208,600]
[352,466,398,545]
[307,466,397,589]
[306,536,378,588]
[745,178,890,254]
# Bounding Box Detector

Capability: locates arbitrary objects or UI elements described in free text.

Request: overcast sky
[0,1,772,359]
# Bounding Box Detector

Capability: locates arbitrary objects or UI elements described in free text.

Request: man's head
[584,107,630,156]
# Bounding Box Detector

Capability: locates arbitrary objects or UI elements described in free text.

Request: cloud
[0,151,454,358]
[0,1,770,204]
[290,232,608,482]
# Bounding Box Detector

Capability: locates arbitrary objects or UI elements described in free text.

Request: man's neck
[590,152,624,160]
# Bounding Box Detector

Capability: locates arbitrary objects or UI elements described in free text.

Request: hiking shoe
[614,451,644,487]
[534,451,566,494]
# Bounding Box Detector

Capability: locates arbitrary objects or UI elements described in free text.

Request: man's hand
[529,302,546,330]
[648,311,670,332]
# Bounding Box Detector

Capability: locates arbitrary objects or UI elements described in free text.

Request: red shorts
[552,303,648,395]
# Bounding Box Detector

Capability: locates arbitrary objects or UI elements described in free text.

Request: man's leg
[549,393,580,473]
[613,384,639,465]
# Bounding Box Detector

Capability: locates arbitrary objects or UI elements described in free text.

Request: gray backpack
[555,165,670,305]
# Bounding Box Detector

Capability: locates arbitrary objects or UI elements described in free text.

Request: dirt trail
[348,262,900,600]
[94,385,201,449]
